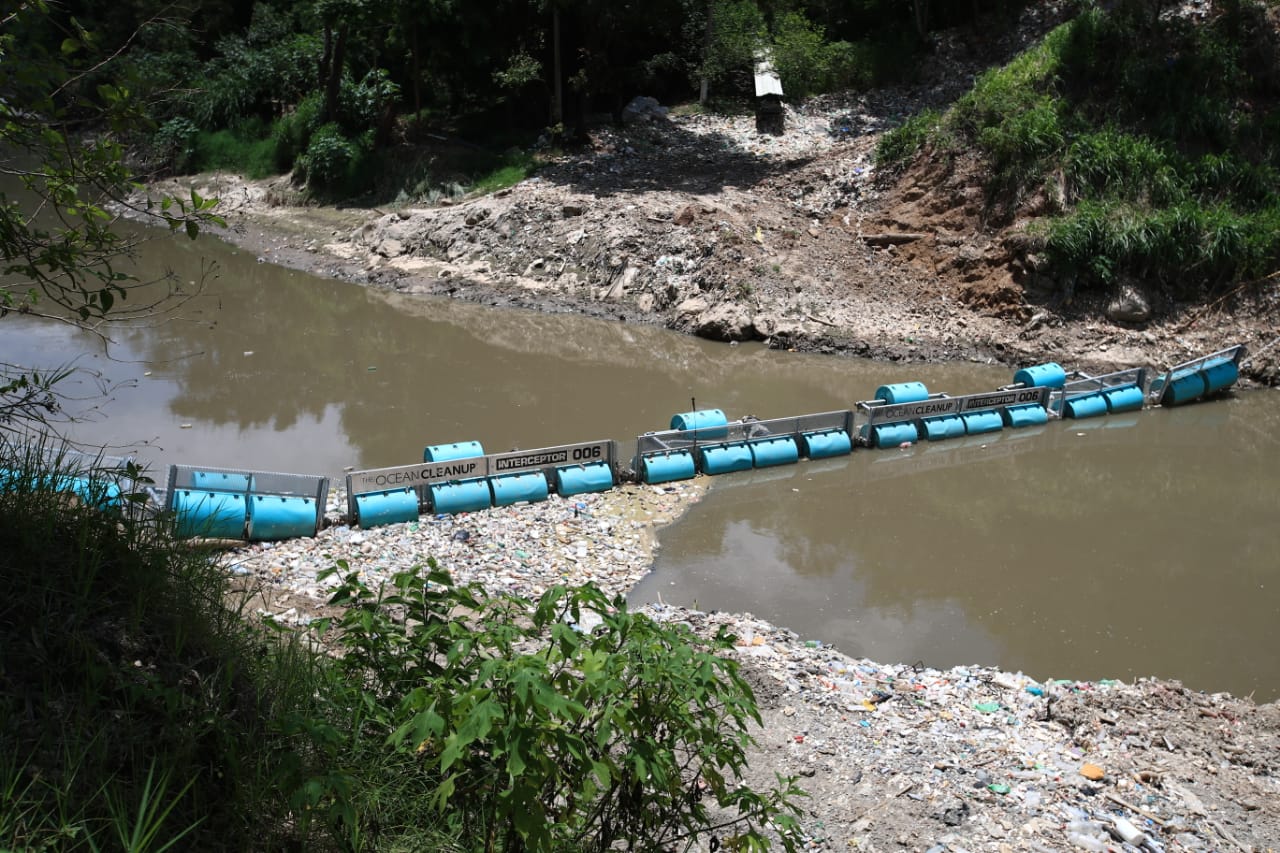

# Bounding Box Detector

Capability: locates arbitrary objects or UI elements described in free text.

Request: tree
[0,2,222,433]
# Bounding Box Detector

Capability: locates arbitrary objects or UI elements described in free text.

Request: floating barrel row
[1154,353,1240,406]
[351,440,617,527]
[638,409,853,484]
[158,345,1252,535]
[0,468,124,509]
[168,467,327,541]
[857,381,1050,449]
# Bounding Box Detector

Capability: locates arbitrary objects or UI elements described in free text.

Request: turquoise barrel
[962,410,1004,435]
[555,462,614,496]
[748,436,799,468]
[698,442,753,475]
[193,470,252,492]
[922,415,965,441]
[641,451,696,484]
[1013,362,1066,389]
[800,429,851,459]
[174,490,246,539]
[1161,369,1207,405]
[490,472,549,507]
[424,441,484,462]
[1002,404,1048,429]
[863,421,918,448]
[430,479,493,514]
[1103,384,1145,413]
[874,382,928,404]
[670,409,728,439]
[1202,357,1239,393]
[1065,393,1108,418]
[249,495,317,540]
[59,475,122,509]
[355,488,419,527]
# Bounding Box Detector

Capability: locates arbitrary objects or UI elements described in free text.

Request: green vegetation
[875,0,1280,294]
[0,440,803,851]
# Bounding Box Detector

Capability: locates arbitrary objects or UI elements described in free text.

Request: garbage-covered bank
[226,483,1280,852]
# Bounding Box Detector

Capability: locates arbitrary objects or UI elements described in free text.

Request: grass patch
[467,148,538,195]
[191,126,280,179]
[894,0,1280,294]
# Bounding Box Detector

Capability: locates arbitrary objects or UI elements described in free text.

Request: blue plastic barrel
[1202,357,1239,394]
[430,479,493,514]
[1013,363,1067,389]
[748,436,799,468]
[1103,384,1145,413]
[669,409,729,439]
[641,451,696,484]
[555,462,614,496]
[874,382,929,404]
[922,415,966,441]
[490,472,549,506]
[424,441,485,462]
[249,495,317,540]
[1161,369,1207,405]
[698,442,753,475]
[354,488,419,528]
[1002,404,1048,428]
[865,421,918,448]
[962,410,1005,435]
[192,470,252,492]
[175,490,247,539]
[1064,393,1108,418]
[54,475,123,509]
[800,429,852,459]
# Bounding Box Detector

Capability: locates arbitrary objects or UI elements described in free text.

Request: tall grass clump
[932,0,1280,294]
[0,436,305,851]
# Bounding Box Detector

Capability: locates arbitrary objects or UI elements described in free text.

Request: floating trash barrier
[1149,345,1246,406]
[857,382,1050,447]
[638,410,853,481]
[164,465,329,540]
[347,439,619,527]
[98,343,1247,538]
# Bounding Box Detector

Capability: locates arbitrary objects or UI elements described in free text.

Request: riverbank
[226,482,1280,852]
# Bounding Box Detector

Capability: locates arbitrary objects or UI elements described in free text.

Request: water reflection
[633,392,1280,699]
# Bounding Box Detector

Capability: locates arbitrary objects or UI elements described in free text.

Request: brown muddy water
[6,224,1279,700]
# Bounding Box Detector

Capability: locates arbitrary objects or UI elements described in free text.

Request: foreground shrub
[296,563,806,852]
[0,438,303,850]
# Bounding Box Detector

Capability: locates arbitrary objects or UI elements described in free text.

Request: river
[5,222,1278,700]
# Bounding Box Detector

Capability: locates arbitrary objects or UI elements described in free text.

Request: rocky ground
[226,483,1280,853]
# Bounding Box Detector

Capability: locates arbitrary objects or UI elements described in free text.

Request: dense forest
[6,0,1026,195]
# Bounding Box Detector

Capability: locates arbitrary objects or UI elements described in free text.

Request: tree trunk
[324,23,349,125]
[552,5,563,125]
